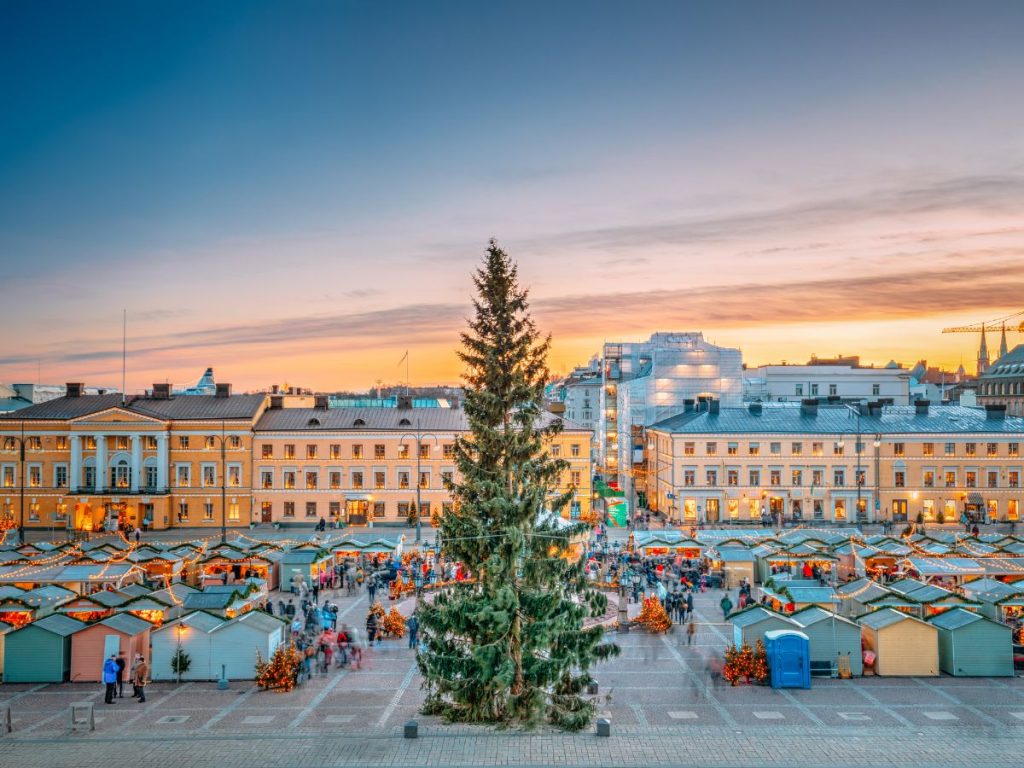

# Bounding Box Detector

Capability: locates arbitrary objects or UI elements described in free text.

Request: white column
[94,434,106,493]
[156,435,168,491]
[69,435,81,492]
[130,434,142,492]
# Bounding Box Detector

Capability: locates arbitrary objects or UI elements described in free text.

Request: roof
[23,613,88,636]
[859,607,930,630]
[730,606,797,628]
[790,606,858,628]
[89,590,133,607]
[161,611,226,634]
[837,578,892,603]
[960,578,1024,602]
[716,548,755,563]
[927,607,996,631]
[0,393,266,422]
[183,591,240,610]
[20,585,76,607]
[254,406,588,433]
[96,613,153,635]
[221,610,286,634]
[783,586,840,604]
[980,343,1024,379]
[281,548,331,564]
[907,557,985,576]
[649,403,1024,435]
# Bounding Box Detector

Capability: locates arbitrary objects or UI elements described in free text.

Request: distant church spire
[977,327,990,376]
[999,322,1009,360]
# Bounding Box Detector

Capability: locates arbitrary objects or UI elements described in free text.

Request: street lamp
[399,418,439,544]
[207,421,229,544]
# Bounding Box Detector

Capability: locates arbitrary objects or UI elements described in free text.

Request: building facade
[252,400,594,525]
[648,399,1024,525]
[600,332,743,504]
[977,344,1024,417]
[0,383,264,532]
[743,361,911,405]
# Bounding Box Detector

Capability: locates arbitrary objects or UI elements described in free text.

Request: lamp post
[400,419,438,544]
[208,421,229,545]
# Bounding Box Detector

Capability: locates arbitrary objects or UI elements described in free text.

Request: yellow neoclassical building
[251,397,594,526]
[647,399,1024,525]
[0,382,266,532]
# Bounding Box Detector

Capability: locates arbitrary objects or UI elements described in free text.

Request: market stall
[2,614,87,682]
[151,610,284,681]
[859,608,938,676]
[928,608,1014,677]
[790,606,863,676]
[69,613,153,682]
[730,605,799,647]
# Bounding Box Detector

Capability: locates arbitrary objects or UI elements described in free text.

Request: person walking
[115,651,127,698]
[134,656,149,703]
[685,591,694,620]
[102,655,119,704]
[407,614,419,649]
[720,593,733,619]
[686,618,696,646]
[130,654,143,697]
[367,575,377,604]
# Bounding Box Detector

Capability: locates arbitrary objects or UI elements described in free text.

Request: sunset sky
[2,1,1023,393]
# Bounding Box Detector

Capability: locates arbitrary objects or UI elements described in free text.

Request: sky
[2,1,1023,392]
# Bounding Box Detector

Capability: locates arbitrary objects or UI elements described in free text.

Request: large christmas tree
[417,240,618,730]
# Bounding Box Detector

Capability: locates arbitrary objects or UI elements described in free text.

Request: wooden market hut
[789,606,863,676]
[150,611,225,681]
[958,577,1024,622]
[118,583,152,598]
[2,614,87,682]
[117,595,175,626]
[128,550,184,586]
[928,608,1014,677]
[758,550,837,583]
[715,547,756,589]
[836,578,893,619]
[150,610,285,681]
[0,620,11,678]
[904,556,984,586]
[197,548,278,590]
[69,613,153,682]
[280,546,332,593]
[0,585,77,627]
[54,595,115,623]
[859,608,938,676]
[730,605,799,648]
[182,588,252,619]
[149,581,199,611]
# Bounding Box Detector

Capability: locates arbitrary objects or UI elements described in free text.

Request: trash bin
[764,629,811,689]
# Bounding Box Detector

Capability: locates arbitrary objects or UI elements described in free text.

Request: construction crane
[942,310,1024,371]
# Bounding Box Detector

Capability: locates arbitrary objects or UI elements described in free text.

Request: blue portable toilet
[764,629,811,689]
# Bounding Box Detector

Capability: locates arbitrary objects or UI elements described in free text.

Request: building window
[442,444,455,459]
[262,501,273,519]
[261,470,273,489]
[177,501,189,521]
[262,444,273,459]
[283,471,296,489]
[306,501,317,517]
[1009,499,1019,521]
[570,444,581,458]
[1008,471,1019,488]
[283,501,295,518]
[893,443,904,457]
[705,442,717,456]
[228,435,241,449]
[965,471,977,488]
[810,384,819,396]
[204,436,216,450]
[227,465,241,487]
[228,503,239,521]
[727,442,738,456]
[812,469,823,487]
[398,502,410,520]
[55,501,68,520]
[705,469,717,486]
[145,465,158,489]
[329,501,341,518]
[418,443,430,460]
[749,469,760,486]
[55,435,68,450]
[856,469,865,486]
[795,384,803,396]
[571,470,582,487]
[684,442,695,456]
[83,466,95,488]
[894,471,905,488]
[923,470,935,488]
[791,442,803,456]
[833,442,844,456]
[398,444,410,459]
[55,465,68,488]
[374,471,385,489]
[834,498,846,521]
[398,471,410,489]
[872,384,880,395]
[792,469,802,486]
[178,436,190,449]
[770,470,781,486]
[442,501,454,517]
[420,501,431,518]
[330,444,341,459]
[369,444,383,460]
[833,469,845,486]
[684,470,695,487]
[922,442,934,457]
[811,442,823,457]
[987,471,999,488]
[551,444,561,458]
[373,502,386,518]
[965,442,976,457]
[769,442,781,456]
[352,444,363,459]
[419,471,430,489]
[329,471,341,489]
[441,470,453,486]
[306,444,318,459]
[829,384,837,396]
[115,436,128,450]
[143,436,157,450]
[749,443,760,456]
[202,465,216,487]
[1009,443,1019,457]
[284,444,296,459]
[352,471,363,489]
[727,469,739,486]
[176,465,191,487]
[204,502,214,520]
[306,471,318,490]
[945,471,956,488]
[944,442,955,457]
[987,442,998,457]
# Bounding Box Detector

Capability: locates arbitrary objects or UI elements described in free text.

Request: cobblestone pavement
[2,574,1022,766]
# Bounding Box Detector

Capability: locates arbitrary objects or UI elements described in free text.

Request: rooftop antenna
[121,309,127,405]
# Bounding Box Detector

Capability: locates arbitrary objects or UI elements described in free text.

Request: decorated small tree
[170,647,191,684]
[722,644,742,686]
[383,607,407,638]
[367,600,385,623]
[255,643,301,692]
[636,596,672,633]
[737,641,755,683]
[752,639,770,684]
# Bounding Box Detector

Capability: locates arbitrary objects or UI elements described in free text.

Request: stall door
[103,634,122,658]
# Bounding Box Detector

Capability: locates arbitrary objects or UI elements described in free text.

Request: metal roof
[927,607,990,631]
[649,403,1024,435]
[221,610,286,634]
[980,343,1024,379]
[24,613,88,636]
[837,578,891,602]
[0,393,267,422]
[859,607,928,630]
[716,548,755,563]
[97,613,153,635]
[88,590,133,607]
[907,557,985,576]
[729,606,797,628]
[160,611,226,634]
[183,591,239,610]
[790,606,858,628]
[255,406,587,433]
[783,586,840,604]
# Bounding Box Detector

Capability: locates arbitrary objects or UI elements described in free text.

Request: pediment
[71,407,165,425]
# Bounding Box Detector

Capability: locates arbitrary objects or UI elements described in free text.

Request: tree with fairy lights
[636,596,672,633]
[416,240,618,731]
[752,639,770,684]
[255,643,301,692]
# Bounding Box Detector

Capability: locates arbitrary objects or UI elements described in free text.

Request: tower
[977,327,990,376]
[999,323,1009,360]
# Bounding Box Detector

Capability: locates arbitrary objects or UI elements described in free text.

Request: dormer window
[353,419,366,427]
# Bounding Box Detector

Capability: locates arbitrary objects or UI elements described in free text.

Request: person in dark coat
[115,651,127,697]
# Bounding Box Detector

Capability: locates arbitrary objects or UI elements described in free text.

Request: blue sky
[2,1,1023,390]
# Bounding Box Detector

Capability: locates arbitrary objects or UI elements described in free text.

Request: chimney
[215,383,232,398]
[748,402,762,416]
[800,398,818,417]
[314,394,329,410]
[269,395,284,410]
[151,383,171,400]
[985,404,1007,421]
[65,382,84,398]
[397,395,413,410]
[271,384,280,395]
[708,399,720,415]
[683,399,695,414]
[914,399,930,415]
[858,403,870,417]
[868,401,883,416]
